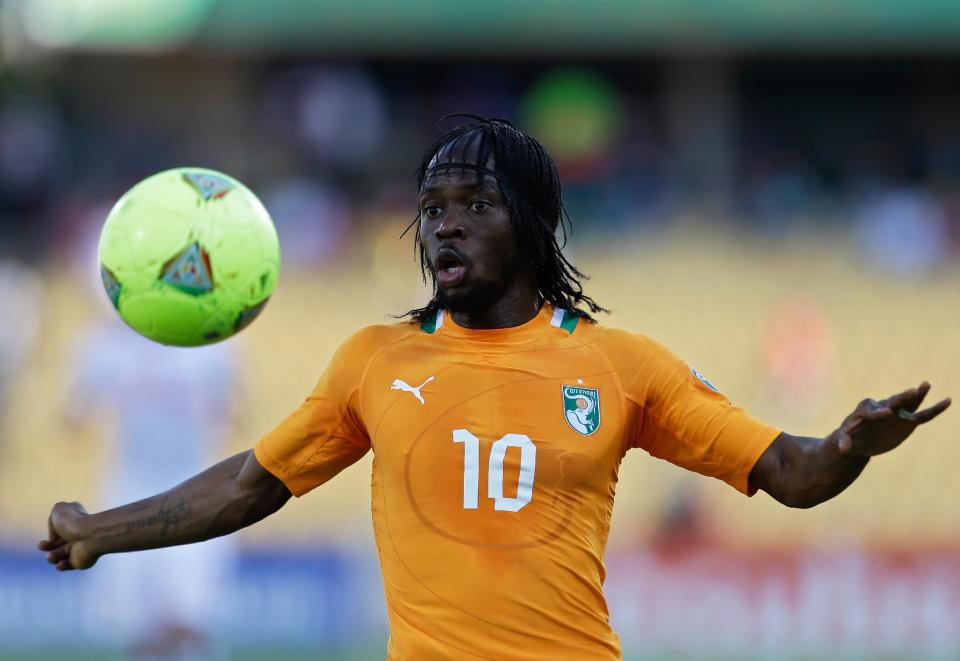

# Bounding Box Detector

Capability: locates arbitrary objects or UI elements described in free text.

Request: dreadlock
[402,114,608,323]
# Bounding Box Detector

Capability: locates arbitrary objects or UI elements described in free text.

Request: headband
[422,161,531,200]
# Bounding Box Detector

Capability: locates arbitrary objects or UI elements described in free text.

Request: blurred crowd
[3,57,959,438]
[2,57,960,272]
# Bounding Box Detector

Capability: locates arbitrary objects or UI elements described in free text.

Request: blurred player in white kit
[66,318,237,660]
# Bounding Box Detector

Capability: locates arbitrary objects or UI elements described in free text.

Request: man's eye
[469,200,489,213]
[423,205,442,218]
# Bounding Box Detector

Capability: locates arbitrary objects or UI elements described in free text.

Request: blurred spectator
[437,66,518,124]
[264,66,386,170]
[650,483,714,554]
[761,297,837,422]
[0,257,43,443]
[263,177,352,270]
[521,67,624,182]
[65,320,238,660]
[855,186,951,277]
[0,99,63,214]
[744,150,823,232]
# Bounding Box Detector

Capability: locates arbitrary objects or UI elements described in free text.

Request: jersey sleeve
[596,329,780,495]
[254,328,378,497]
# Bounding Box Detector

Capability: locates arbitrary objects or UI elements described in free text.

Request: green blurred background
[1,1,959,659]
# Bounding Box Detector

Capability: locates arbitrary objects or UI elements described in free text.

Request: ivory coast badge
[562,385,600,436]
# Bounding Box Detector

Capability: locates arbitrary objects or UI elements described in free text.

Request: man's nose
[435,213,466,240]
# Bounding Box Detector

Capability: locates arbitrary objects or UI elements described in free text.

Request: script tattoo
[125,498,191,537]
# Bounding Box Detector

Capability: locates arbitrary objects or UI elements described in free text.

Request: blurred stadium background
[1,1,959,659]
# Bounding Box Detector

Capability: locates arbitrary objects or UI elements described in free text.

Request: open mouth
[435,249,467,287]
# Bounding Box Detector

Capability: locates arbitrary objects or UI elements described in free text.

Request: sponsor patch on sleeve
[690,366,720,393]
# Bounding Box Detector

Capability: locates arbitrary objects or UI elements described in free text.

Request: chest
[359,341,627,501]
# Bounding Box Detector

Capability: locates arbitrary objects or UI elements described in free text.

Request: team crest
[562,385,600,436]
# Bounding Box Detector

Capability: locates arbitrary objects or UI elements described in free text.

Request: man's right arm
[39,449,291,571]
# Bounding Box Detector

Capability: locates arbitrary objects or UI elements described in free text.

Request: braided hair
[403,114,608,323]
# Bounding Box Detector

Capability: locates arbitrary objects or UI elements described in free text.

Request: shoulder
[575,320,667,363]
[318,321,420,387]
[337,321,421,357]
[343,321,420,351]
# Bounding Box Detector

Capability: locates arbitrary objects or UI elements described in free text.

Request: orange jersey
[254,304,780,660]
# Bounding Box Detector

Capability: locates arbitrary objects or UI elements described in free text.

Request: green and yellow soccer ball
[98,167,280,346]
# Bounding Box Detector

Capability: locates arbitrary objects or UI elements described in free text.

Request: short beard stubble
[432,245,528,315]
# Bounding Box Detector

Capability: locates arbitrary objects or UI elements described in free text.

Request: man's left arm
[749,382,951,508]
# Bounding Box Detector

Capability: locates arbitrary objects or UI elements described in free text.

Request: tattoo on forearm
[125,498,191,536]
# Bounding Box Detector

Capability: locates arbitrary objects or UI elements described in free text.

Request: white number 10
[452,429,536,512]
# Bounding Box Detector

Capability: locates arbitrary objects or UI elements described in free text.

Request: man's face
[418,164,523,315]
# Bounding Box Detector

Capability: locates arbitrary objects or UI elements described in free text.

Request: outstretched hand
[37,502,98,571]
[834,382,951,457]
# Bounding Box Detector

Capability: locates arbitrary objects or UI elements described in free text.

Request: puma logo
[391,376,435,405]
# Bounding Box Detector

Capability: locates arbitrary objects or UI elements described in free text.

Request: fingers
[883,382,930,413]
[38,509,66,552]
[904,397,952,424]
[46,514,61,545]
[864,406,894,421]
[40,503,83,570]
[883,382,952,425]
[45,544,74,570]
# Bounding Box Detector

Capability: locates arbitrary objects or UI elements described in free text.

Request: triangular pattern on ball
[100,265,121,309]
[160,242,214,295]
[182,171,235,201]
[234,297,269,332]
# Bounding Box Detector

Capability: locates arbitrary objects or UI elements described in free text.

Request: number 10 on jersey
[452,429,536,512]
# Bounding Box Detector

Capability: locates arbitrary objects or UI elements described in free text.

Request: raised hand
[37,502,98,571]
[834,382,951,457]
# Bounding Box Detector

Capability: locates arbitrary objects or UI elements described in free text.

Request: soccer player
[40,116,951,660]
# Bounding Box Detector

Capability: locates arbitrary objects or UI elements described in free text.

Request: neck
[449,279,541,330]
